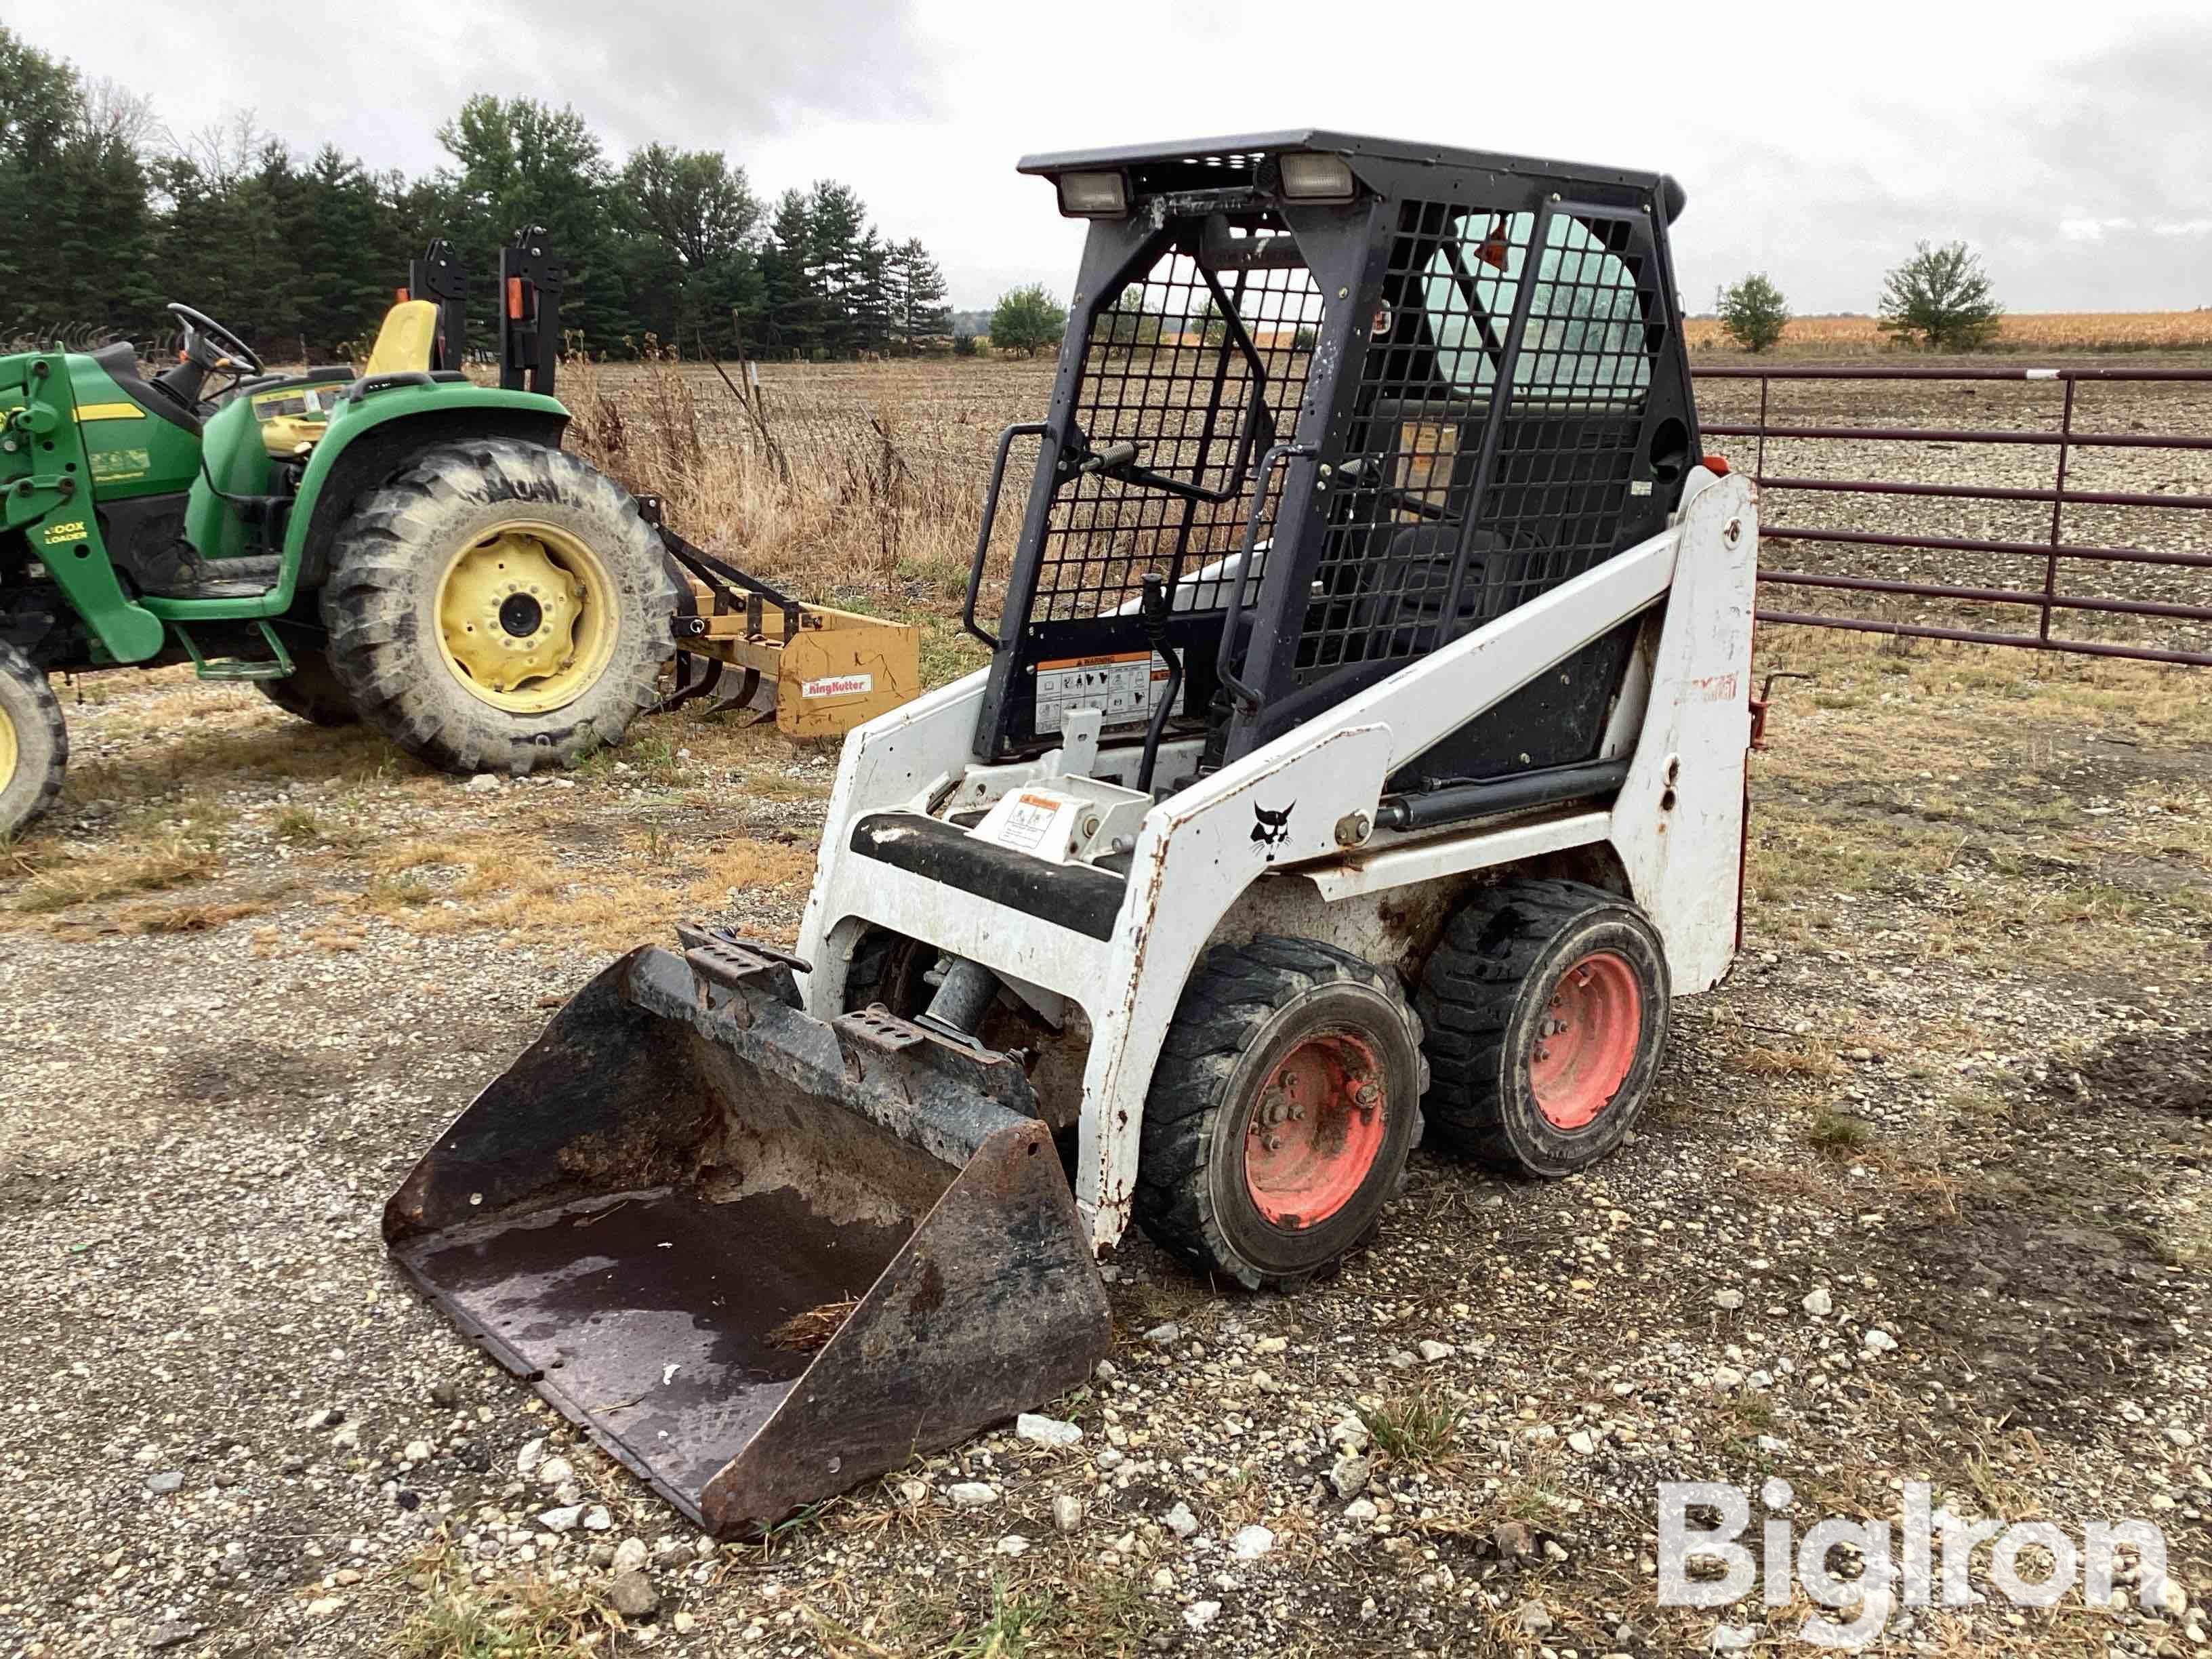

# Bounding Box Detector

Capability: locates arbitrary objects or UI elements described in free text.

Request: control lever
[1135,572,1183,794]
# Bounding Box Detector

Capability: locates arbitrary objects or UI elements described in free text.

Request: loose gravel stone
[607,1570,659,1619]
[1015,1412,1082,1447]
[948,1482,999,1508]
[1330,1452,1373,1498]
[1231,1524,1274,1559]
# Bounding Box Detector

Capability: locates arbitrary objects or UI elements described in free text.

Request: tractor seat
[255,302,443,459]
[361,299,441,378]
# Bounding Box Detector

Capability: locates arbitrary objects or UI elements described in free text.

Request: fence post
[1755,373,1770,483]
[2042,375,2076,643]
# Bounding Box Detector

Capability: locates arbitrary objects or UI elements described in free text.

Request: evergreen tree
[890,238,949,345]
[0,31,958,367]
[760,188,823,356]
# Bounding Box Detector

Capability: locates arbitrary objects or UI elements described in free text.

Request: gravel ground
[3,380,2209,1658]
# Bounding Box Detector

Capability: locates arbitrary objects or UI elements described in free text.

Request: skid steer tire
[0,641,66,842]
[1134,936,1424,1291]
[1417,879,1669,1177]
[256,642,359,727]
[321,440,678,775]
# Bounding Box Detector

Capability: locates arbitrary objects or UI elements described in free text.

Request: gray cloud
[1675,18,2212,312]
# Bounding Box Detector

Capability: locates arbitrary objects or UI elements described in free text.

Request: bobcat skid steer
[386,131,1759,1536]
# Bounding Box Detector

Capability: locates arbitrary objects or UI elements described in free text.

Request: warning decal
[1033,651,1170,735]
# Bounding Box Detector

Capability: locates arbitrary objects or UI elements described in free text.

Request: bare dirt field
[1,367,2207,1659]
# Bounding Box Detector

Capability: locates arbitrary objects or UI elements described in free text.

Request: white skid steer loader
[384,131,1760,1536]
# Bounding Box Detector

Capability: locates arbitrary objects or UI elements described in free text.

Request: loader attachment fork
[384,937,1111,1535]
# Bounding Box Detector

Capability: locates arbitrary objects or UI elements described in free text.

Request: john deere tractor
[0,232,678,840]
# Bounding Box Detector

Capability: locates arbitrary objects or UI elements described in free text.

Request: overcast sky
[9,0,2209,314]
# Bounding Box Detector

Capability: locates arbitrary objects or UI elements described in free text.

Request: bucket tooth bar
[382,939,1111,1536]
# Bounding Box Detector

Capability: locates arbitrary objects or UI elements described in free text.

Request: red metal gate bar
[1753,475,2212,512]
[1763,569,2212,623]
[1696,365,2212,382]
[1693,362,2212,665]
[1703,423,2212,451]
[1764,525,2212,571]
[1753,611,2212,669]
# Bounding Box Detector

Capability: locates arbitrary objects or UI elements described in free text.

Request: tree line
[1715,243,2005,354]
[0,26,951,362]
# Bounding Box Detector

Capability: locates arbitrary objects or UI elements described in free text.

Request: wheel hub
[1244,1029,1385,1228]
[0,699,16,796]
[436,528,607,712]
[1528,951,1641,1130]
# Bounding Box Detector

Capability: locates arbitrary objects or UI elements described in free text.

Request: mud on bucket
[382,935,1112,1536]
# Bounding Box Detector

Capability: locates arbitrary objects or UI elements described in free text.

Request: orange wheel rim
[1243,1029,1385,1228]
[1529,951,1641,1130]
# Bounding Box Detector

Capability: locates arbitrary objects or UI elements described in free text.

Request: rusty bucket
[382,934,1111,1536]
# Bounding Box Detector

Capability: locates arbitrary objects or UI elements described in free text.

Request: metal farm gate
[1692,365,2212,667]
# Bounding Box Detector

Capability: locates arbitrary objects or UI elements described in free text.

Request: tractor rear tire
[0,641,66,842]
[257,642,359,726]
[1417,879,1669,1176]
[1134,936,1425,1291]
[321,439,678,776]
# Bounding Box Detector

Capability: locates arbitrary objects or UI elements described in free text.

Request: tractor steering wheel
[167,303,264,377]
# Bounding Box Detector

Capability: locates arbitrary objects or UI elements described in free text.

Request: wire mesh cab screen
[976,148,1696,766]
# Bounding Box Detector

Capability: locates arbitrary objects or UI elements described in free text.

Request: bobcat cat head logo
[1252,802,1294,851]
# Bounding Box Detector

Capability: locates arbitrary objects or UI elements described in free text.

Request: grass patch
[1806,1109,1876,1155]
[273,805,328,844]
[1366,1385,1463,1466]
[814,1568,1159,1659]
[391,1553,616,1659]
[10,838,220,915]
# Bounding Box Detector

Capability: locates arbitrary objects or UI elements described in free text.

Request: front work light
[1277,152,1357,201]
[1057,171,1130,218]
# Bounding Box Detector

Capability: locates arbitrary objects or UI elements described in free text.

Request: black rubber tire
[1134,936,1425,1290]
[256,642,359,726]
[839,927,935,1017]
[320,438,678,776]
[1417,878,1669,1177]
[0,640,66,841]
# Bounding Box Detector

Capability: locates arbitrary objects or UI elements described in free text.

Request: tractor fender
[284,386,570,592]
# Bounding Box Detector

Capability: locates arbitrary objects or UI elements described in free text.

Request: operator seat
[258,301,446,458]
[361,299,441,378]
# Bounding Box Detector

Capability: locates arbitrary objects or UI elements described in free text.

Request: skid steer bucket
[383,933,1112,1536]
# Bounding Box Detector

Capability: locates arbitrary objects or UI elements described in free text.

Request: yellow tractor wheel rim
[433,522,619,715]
[0,696,18,798]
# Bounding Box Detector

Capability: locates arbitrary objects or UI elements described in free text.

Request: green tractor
[0,232,678,840]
